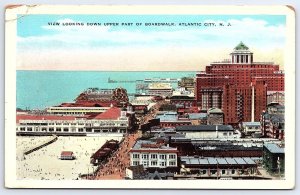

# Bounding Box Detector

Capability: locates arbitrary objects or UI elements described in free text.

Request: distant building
[179,156,258,178]
[16,107,130,135]
[144,171,174,180]
[131,96,156,115]
[263,143,284,174]
[46,106,110,116]
[129,140,178,169]
[175,125,237,139]
[267,91,285,106]
[60,151,75,160]
[75,87,129,107]
[207,108,224,125]
[178,77,195,92]
[187,113,207,125]
[195,42,284,125]
[261,103,285,140]
[170,88,196,109]
[147,83,173,97]
[241,122,261,136]
[155,111,191,128]
[125,165,146,179]
[169,137,269,157]
[90,139,119,165]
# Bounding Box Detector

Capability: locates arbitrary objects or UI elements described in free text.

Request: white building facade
[130,140,178,169]
[16,108,129,134]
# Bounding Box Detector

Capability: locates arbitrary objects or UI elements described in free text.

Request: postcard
[5,5,295,189]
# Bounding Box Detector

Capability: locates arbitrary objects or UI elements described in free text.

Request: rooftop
[61,151,74,156]
[176,125,234,132]
[242,122,261,127]
[148,83,172,90]
[17,114,76,123]
[208,108,223,114]
[181,156,257,165]
[92,107,121,120]
[264,143,284,154]
[188,113,207,120]
[234,42,249,50]
[155,112,180,122]
[131,140,177,152]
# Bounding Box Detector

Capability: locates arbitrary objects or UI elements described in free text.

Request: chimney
[251,83,255,122]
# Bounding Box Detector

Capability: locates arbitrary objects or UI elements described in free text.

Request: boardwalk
[91,100,164,180]
[93,133,139,179]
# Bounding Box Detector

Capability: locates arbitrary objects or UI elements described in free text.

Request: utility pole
[277,157,281,179]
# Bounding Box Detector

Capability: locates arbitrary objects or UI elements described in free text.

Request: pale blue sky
[16,15,286,70]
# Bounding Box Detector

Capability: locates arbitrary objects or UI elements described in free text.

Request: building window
[169,154,176,159]
[169,161,176,166]
[150,154,157,159]
[133,154,139,159]
[142,161,149,167]
[133,161,139,166]
[151,161,157,166]
[159,162,166,167]
[63,128,69,132]
[42,128,47,131]
[49,128,54,132]
[142,154,149,160]
[63,123,69,125]
[56,128,61,132]
[202,170,207,174]
[231,170,235,174]
[56,123,61,125]
[20,127,25,131]
[86,129,92,132]
[27,127,32,131]
[222,170,226,174]
[78,128,84,132]
[223,132,227,136]
[159,154,166,159]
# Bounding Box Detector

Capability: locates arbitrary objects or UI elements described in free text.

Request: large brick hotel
[196,42,284,125]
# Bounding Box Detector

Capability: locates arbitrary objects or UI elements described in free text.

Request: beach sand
[16,135,123,180]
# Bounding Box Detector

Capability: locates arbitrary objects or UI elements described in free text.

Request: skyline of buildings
[196,42,284,125]
[14,41,286,181]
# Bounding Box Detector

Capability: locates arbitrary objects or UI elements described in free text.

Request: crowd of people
[88,101,164,180]
[93,133,139,179]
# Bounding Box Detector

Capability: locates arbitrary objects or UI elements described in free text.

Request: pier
[108,77,181,84]
[23,135,58,155]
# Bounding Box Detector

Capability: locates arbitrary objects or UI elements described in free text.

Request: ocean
[17,71,196,110]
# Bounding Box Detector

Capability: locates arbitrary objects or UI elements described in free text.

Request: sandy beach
[16,135,123,180]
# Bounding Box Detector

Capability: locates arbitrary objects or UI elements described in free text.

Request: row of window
[19,127,84,132]
[132,154,176,160]
[132,160,176,167]
[18,127,125,133]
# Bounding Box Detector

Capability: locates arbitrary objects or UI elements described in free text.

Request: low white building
[242,122,261,136]
[16,107,129,135]
[46,106,110,116]
[175,125,238,139]
[129,140,178,169]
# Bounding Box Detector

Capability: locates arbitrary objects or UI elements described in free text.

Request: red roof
[92,107,121,120]
[59,101,117,107]
[61,151,74,156]
[16,114,76,123]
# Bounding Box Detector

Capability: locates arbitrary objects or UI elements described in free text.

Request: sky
[17,15,286,71]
